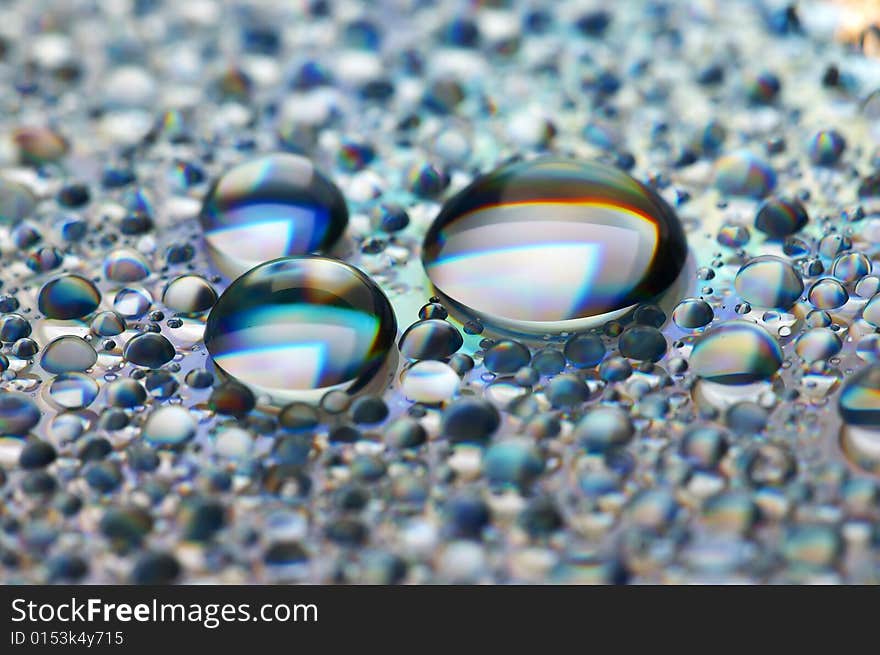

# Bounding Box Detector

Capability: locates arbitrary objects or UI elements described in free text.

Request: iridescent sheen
[204,256,397,402]
[103,248,151,283]
[48,372,99,409]
[734,256,803,310]
[162,275,217,315]
[807,277,848,310]
[199,154,348,277]
[40,335,97,374]
[832,252,870,283]
[690,321,782,385]
[672,298,714,330]
[862,294,880,327]
[38,274,101,320]
[421,158,687,333]
[839,365,880,427]
[754,196,808,238]
[398,319,463,360]
[808,129,846,166]
[794,328,842,363]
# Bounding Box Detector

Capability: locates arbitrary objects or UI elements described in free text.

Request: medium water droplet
[690,320,782,384]
[734,256,803,310]
[40,335,97,374]
[199,154,348,277]
[38,274,101,320]
[401,360,460,403]
[672,298,714,329]
[839,365,880,428]
[204,256,397,402]
[162,275,217,315]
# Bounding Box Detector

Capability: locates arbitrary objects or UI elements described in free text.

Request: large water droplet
[421,158,687,333]
[204,256,397,402]
[199,154,348,277]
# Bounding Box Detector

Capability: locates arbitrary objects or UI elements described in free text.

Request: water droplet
[808,129,846,166]
[483,438,544,490]
[794,328,842,363]
[38,274,101,320]
[808,277,848,309]
[48,372,99,409]
[483,339,531,374]
[861,294,880,327]
[162,275,217,315]
[690,320,782,384]
[401,360,460,403]
[113,287,152,319]
[563,333,605,368]
[199,154,348,277]
[209,382,255,417]
[672,298,714,329]
[714,151,776,198]
[745,443,796,487]
[754,196,808,238]
[818,233,851,260]
[734,256,803,310]
[546,373,589,408]
[103,248,151,283]
[0,178,36,224]
[105,378,147,408]
[40,335,97,374]
[832,252,870,282]
[681,425,728,469]
[840,424,880,476]
[204,256,397,402]
[91,311,126,336]
[839,365,880,428]
[142,405,196,448]
[124,332,175,368]
[13,125,68,165]
[0,393,40,436]
[441,398,500,446]
[575,405,634,452]
[0,314,31,343]
[421,158,687,333]
[398,319,463,360]
[618,325,667,361]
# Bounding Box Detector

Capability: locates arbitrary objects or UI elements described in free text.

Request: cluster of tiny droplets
[0,0,880,584]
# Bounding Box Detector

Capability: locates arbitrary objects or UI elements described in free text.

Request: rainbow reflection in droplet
[839,365,880,428]
[839,365,880,475]
[734,256,803,310]
[690,320,782,385]
[199,153,348,278]
[204,256,397,402]
[421,158,687,333]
